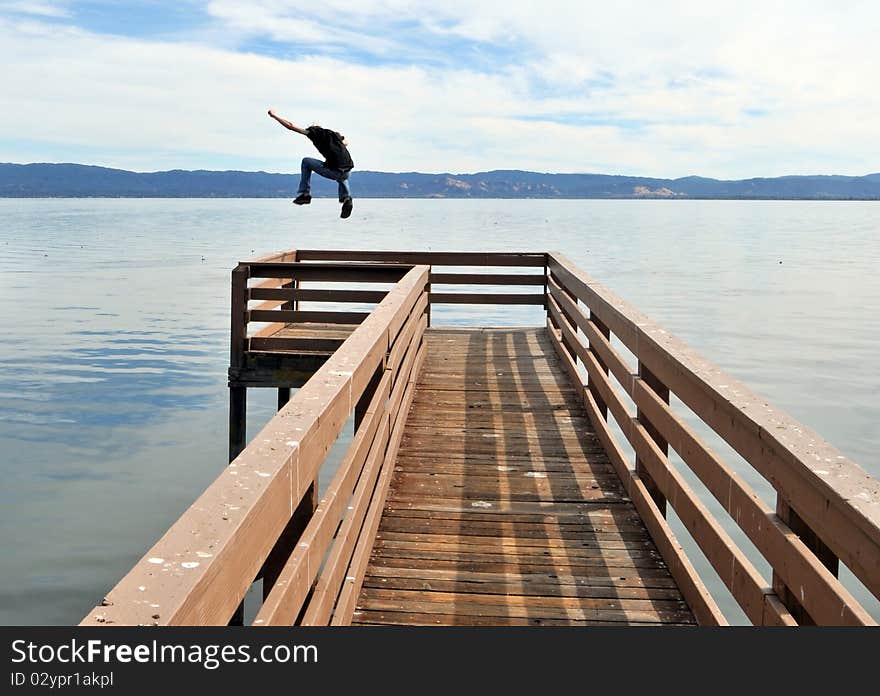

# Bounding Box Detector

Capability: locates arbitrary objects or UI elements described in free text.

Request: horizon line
[3,161,879,182]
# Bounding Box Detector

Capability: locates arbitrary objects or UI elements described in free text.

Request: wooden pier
[82,250,880,626]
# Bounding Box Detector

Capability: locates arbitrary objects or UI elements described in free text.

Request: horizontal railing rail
[230,258,414,361]
[545,251,880,626]
[289,250,548,310]
[81,264,430,626]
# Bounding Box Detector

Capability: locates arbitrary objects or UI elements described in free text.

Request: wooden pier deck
[81,249,880,627]
[354,328,695,625]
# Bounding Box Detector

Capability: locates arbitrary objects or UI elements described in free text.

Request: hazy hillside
[3,163,880,199]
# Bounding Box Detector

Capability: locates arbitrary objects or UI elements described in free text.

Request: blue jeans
[297,157,351,200]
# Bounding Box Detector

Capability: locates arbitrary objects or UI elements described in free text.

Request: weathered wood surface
[352,328,696,626]
[548,252,880,605]
[249,322,357,354]
[81,266,429,626]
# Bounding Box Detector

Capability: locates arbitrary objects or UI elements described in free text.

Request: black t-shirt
[306,126,354,171]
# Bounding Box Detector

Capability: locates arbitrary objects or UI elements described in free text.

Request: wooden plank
[250,298,287,312]
[391,462,622,481]
[250,287,388,303]
[244,249,297,264]
[249,277,292,290]
[351,610,693,626]
[272,323,358,339]
[430,272,547,285]
[374,535,655,556]
[247,261,411,282]
[375,520,646,542]
[295,249,547,267]
[249,309,369,325]
[357,588,693,623]
[364,563,679,589]
[429,292,545,305]
[362,574,684,601]
[248,337,344,353]
[388,479,624,503]
[380,505,644,527]
[369,553,671,574]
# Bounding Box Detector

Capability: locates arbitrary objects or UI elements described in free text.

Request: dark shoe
[293,193,311,205]
[340,197,353,219]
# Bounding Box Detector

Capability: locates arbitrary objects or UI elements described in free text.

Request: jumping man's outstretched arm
[267,109,308,135]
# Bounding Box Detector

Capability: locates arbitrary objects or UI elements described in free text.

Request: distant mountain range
[3,162,880,199]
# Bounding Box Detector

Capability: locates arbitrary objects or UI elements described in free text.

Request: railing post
[636,362,669,516]
[588,312,611,421]
[280,277,297,311]
[772,495,839,624]
[543,257,549,315]
[229,264,249,463]
[228,264,250,626]
[425,270,432,327]
[230,264,249,371]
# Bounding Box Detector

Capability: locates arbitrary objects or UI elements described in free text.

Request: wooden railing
[81,264,429,626]
[81,248,879,626]
[293,250,547,319]
[545,252,880,626]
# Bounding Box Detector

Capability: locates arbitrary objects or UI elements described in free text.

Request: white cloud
[1,2,879,177]
[0,0,69,18]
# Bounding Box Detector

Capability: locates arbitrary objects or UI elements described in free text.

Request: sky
[1,0,878,178]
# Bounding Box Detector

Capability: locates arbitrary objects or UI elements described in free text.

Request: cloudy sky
[1,0,877,177]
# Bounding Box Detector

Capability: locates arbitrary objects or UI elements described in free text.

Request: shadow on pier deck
[82,250,880,627]
[355,328,693,625]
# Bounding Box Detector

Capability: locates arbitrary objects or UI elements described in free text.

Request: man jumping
[268,108,354,219]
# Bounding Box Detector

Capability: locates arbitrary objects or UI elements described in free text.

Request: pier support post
[229,387,247,462]
[771,496,839,625]
[227,385,248,626]
[636,362,668,516]
[229,263,250,464]
[277,387,291,410]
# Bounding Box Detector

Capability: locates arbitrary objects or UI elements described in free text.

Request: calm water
[1,198,878,625]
